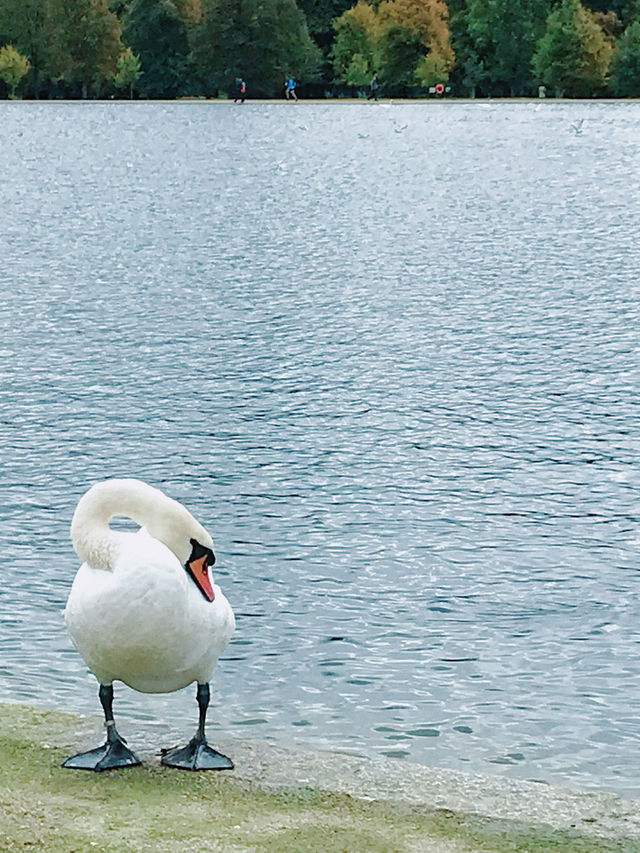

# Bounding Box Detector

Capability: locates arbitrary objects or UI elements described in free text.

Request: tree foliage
[532,0,613,96]
[298,0,355,39]
[378,0,454,86]
[0,0,121,95]
[0,44,30,97]
[463,0,553,95]
[583,0,640,25]
[609,18,640,92]
[122,0,193,97]
[56,0,123,97]
[378,24,425,87]
[331,1,379,83]
[332,0,453,92]
[194,0,321,97]
[2,0,640,99]
[448,3,483,95]
[0,0,62,94]
[113,45,142,95]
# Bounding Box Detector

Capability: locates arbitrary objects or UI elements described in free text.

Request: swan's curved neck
[70,479,209,570]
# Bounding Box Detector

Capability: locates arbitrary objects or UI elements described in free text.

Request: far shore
[3,96,640,105]
[0,701,638,852]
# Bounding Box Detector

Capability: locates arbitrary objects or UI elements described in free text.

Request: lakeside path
[0,703,639,852]
[5,97,640,104]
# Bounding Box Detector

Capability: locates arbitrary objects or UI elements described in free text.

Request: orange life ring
[434,82,444,95]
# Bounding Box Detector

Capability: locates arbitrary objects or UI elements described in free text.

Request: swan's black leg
[161,682,233,771]
[62,683,141,771]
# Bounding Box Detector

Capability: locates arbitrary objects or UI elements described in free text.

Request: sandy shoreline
[1,701,638,851]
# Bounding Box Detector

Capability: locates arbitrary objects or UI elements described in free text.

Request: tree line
[0,0,639,100]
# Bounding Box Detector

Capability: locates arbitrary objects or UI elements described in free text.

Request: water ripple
[0,101,639,795]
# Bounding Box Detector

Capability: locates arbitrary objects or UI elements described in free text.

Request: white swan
[62,478,235,772]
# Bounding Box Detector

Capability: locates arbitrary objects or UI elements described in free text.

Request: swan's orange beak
[187,554,215,602]
[186,539,216,602]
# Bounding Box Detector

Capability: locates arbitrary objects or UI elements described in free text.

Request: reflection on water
[0,101,639,795]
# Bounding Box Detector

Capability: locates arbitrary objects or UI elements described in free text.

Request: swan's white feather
[64,481,235,694]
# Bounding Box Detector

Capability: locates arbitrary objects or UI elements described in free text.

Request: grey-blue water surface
[0,100,638,796]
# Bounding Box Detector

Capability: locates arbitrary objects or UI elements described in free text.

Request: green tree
[55,0,123,97]
[532,0,613,96]
[449,5,486,96]
[331,1,379,84]
[113,45,142,96]
[194,0,321,98]
[297,0,357,90]
[122,0,193,97]
[378,24,425,88]
[344,51,371,83]
[0,0,63,96]
[464,0,553,95]
[0,44,30,97]
[609,18,640,94]
[109,0,133,16]
[298,0,354,41]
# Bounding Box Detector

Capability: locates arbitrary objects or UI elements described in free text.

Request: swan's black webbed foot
[62,724,141,771]
[161,681,233,771]
[161,734,233,770]
[62,683,141,771]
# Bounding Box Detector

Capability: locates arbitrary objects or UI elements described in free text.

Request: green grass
[0,704,636,853]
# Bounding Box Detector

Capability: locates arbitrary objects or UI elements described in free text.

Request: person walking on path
[234,77,246,103]
[368,73,378,100]
[285,77,297,101]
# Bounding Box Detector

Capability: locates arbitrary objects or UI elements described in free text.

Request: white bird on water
[62,478,235,772]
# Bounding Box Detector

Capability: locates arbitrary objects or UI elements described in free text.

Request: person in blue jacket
[285,77,297,101]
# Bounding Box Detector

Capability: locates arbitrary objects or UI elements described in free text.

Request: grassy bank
[0,703,637,852]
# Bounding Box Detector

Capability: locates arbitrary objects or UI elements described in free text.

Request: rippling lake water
[0,100,639,796]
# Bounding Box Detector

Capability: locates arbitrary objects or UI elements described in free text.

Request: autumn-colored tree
[583,0,640,25]
[609,19,640,94]
[333,0,453,93]
[0,44,30,97]
[591,9,624,38]
[378,0,454,87]
[532,0,613,96]
[56,0,123,97]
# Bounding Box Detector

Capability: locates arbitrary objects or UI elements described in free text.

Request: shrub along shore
[0,702,638,852]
